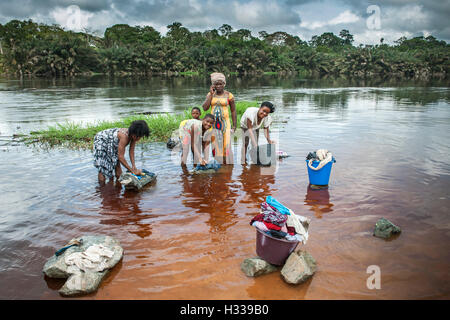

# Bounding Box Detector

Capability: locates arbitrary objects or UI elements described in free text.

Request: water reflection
[304,184,334,219]
[239,164,276,205]
[96,181,152,238]
[180,165,239,237]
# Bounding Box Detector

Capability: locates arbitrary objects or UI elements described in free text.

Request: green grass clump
[26,101,260,148]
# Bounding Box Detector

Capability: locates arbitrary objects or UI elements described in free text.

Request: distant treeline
[0,19,448,78]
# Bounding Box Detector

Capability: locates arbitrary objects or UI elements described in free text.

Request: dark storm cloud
[111,0,301,29]
[0,0,448,43]
[339,0,450,37]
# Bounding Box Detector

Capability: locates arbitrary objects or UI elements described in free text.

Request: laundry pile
[65,244,115,273]
[306,149,334,171]
[250,196,310,244]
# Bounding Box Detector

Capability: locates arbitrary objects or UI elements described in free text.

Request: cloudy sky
[0,0,448,44]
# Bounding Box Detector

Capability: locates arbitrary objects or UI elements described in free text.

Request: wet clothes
[306,149,334,171]
[93,128,128,179]
[250,196,310,244]
[193,159,221,172]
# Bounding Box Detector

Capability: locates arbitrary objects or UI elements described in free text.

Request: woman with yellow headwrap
[202,72,237,164]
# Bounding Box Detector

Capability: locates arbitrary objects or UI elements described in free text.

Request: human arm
[264,127,274,144]
[229,95,237,133]
[117,132,141,175]
[202,86,215,111]
[246,119,258,148]
[203,139,210,163]
[190,127,207,165]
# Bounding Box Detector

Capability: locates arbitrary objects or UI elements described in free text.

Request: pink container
[255,228,299,265]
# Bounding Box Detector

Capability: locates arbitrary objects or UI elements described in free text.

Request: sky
[0,0,449,45]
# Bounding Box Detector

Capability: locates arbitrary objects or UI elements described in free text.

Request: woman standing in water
[202,72,237,164]
[93,120,149,183]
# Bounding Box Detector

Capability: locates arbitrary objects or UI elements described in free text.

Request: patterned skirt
[93,128,120,178]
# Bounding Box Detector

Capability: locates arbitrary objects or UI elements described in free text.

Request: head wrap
[210,72,226,85]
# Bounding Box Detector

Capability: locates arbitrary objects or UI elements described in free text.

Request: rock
[280,250,316,285]
[373,218,401,239]
[241,257,278,277]
[43,235,123,296]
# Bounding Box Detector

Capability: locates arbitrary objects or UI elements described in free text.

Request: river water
[0,75,449,299]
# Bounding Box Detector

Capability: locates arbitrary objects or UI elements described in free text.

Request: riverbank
[24,101,258,148]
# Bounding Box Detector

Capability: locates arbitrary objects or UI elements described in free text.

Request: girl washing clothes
[93,120,150,183]
[240,101,275,162]
[180,114,215,166]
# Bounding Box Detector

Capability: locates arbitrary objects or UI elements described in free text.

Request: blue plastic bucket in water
[306,157,336,186]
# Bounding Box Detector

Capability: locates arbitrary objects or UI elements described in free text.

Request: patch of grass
[263,71,278,75]
[26,101,260,148]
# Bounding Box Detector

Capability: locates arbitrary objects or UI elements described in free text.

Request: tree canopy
[0,19,448,78]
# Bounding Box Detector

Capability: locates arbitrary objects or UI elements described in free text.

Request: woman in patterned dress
[202,72,237,164]
[93,120,149,183]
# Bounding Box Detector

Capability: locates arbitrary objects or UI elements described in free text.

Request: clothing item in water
[194,159,221,172]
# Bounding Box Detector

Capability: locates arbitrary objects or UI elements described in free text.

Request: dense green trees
[0,19,448,77]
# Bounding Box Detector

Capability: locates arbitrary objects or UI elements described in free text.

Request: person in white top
[240,101,275,162]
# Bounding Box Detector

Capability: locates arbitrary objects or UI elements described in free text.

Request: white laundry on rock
[65,244,115,272]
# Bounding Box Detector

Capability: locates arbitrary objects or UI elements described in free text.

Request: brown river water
[0,76,449,299]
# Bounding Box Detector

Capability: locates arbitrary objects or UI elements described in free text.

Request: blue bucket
[306,157,336,186]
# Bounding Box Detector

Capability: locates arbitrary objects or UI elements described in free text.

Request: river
[0,75,449,299]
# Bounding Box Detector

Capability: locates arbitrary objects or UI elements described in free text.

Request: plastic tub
[306,157,335,186]
[255,228,299,265]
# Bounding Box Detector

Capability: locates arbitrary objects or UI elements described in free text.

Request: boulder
[241,257,278,277]
[43,235,123,296]
[280,250,316,285]
[373,218,401,239]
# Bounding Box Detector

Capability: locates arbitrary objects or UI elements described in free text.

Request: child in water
[179,107,201,131]
[181,114,215,166]
[241,101,275,162]
[93,120,150,183]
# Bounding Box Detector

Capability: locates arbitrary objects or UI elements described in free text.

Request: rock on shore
[280,250,317,285]
[240,257,278,277]
[43,235,123,296]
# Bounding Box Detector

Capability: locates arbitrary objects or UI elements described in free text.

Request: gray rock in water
[373,218,401,239]
[281,250,316,285]
[43,235,123,296]
[241,257,278,277]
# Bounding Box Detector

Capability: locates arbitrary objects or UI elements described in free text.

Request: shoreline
[23,101,258,149]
